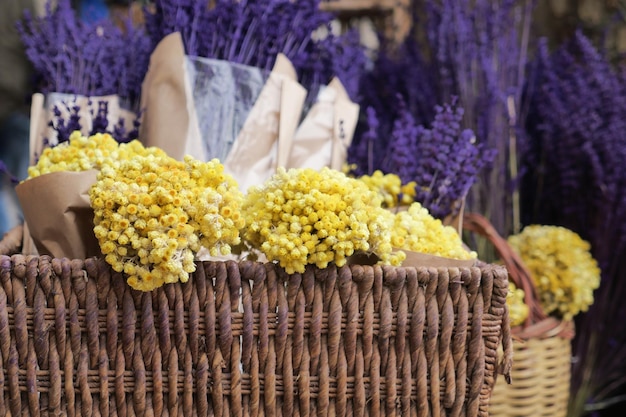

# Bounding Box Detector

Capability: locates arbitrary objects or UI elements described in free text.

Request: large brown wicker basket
[0,225,512,416]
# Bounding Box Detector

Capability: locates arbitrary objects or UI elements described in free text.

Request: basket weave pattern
[488,323,572,417]
[0,227,511,416]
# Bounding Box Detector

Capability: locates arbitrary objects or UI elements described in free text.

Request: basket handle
[462,212,546,327]
[0,225,24,256]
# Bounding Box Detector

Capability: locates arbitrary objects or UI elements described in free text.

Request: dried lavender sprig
[0,161,19,185]
[349,106,380,176]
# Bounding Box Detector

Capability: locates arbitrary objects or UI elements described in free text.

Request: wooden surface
[320,0,412,44]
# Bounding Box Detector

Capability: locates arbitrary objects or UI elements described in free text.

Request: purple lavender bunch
[143,0,209,57]
[385,100,495,218]
[522,31,626,416]
[17,0,151,110]
[114,19,153,108]
[351,97,495,219]
[350,0,533,235]
[413,107,495,218]
[420,0,532,233]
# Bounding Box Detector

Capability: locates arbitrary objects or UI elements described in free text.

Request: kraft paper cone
[277,75,307,168]
[399,250,476,268]
[29,93,45,167]
[329,78,359,171]
[15,171,100,259]
[288,77,359,170]
[139,32,205,161]
[224,54,306,192]
[21,222,38,256]
[287,83,335,169]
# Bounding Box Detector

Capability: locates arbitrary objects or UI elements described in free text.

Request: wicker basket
[463,213,573,417]
[0,225,512,416]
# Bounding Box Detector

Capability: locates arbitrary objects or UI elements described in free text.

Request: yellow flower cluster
[27,131,166,178]
[508,225,601,321]
[507,282,530,327]
[91,155,244,292]
[184,157,245,254]
[391,203,476,260]
[242,167,401,274]
[356,170,416,208]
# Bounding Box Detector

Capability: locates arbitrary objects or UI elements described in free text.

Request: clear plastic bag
[185,56,268,162]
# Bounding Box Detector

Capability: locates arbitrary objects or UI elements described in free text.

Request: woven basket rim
[1,223,508,275]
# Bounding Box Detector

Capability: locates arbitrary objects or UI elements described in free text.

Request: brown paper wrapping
[287,86,334,169]
[329,78,359,170]
[29,93,45,167]
[287,77,359,171]
[224,54,306,192]
[15,171,100,259]
[400,250,476,268]
[21,223,38,256]
[139,32,205,161]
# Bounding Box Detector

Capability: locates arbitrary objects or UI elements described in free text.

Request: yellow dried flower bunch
[242,167,402,274]
[508,225,601,321]
[91,155,244,292]
[357,170,416,208]
[27,131,166,178]
[391,203,476,260]
[507,282,530,327]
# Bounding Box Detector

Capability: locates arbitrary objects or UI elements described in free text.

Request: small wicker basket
[463,213,573,417]
[0,224,512,416]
